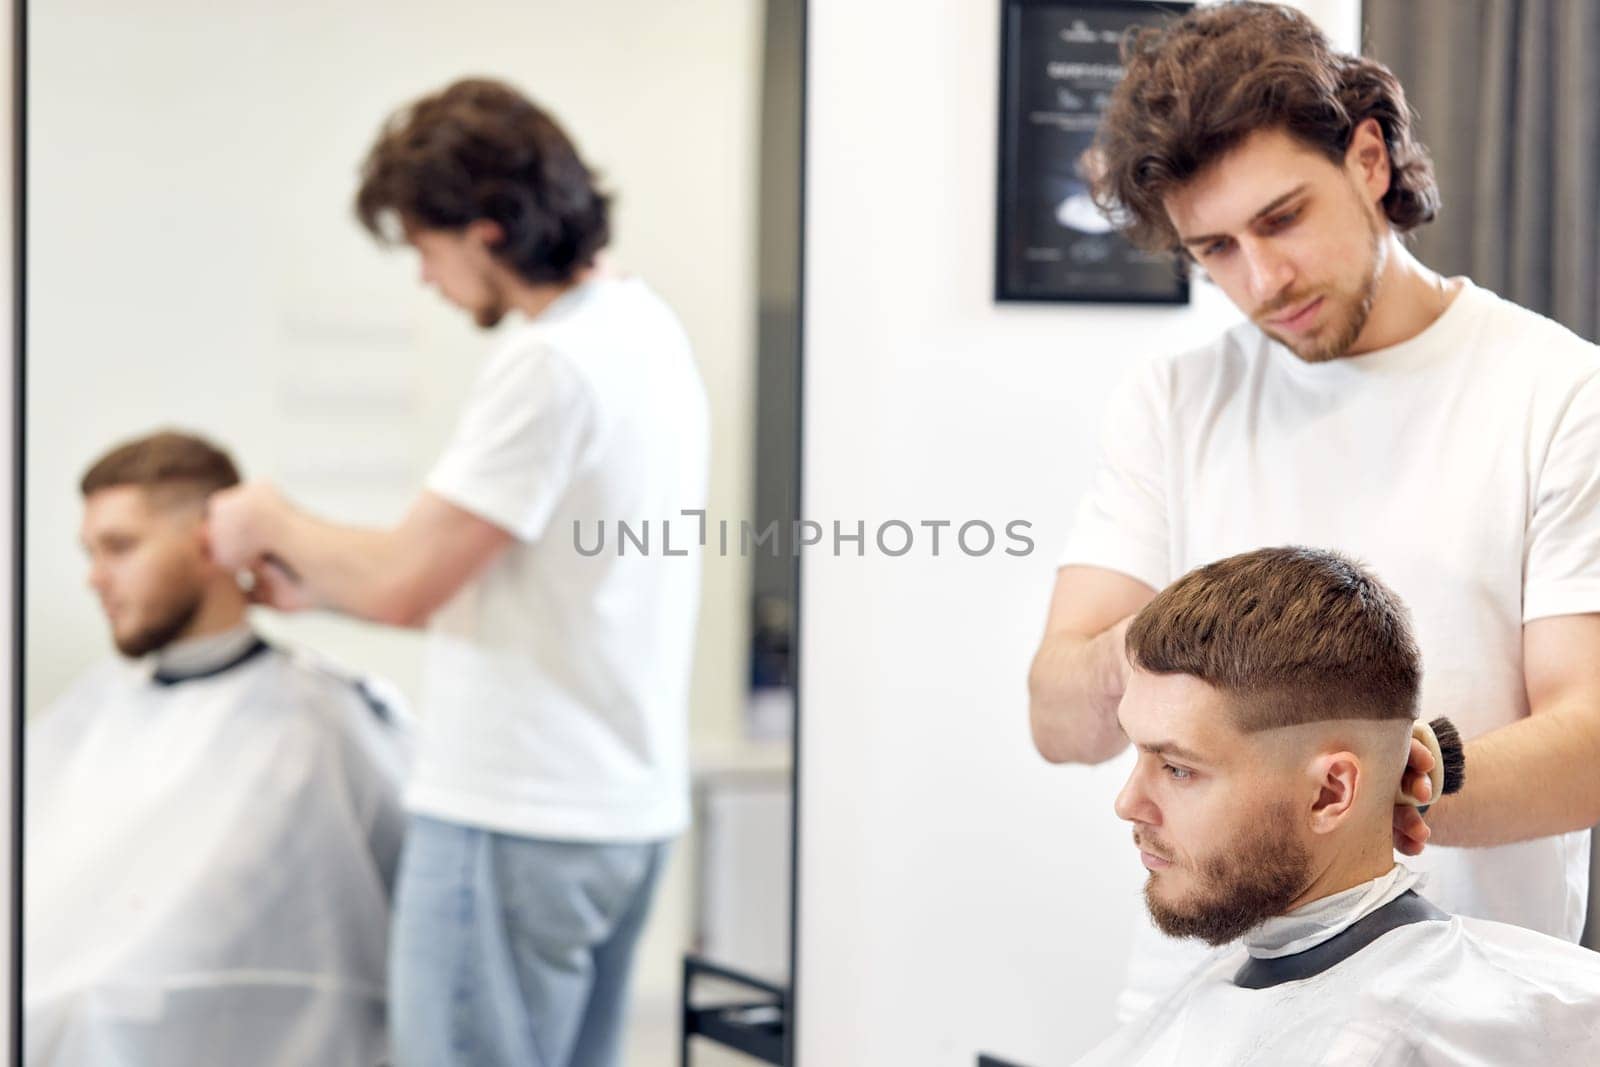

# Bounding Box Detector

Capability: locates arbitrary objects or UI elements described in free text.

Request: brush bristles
[1429,716,1466,795]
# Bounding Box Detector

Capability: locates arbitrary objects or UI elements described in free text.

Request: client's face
[1114,670,1312,946]
[81,486,210,658]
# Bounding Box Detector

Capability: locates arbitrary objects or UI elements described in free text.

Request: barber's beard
[113,589,204,659]
[1262,206,1385,364]
[472,274,510,329]
[474,302,506,329]
[1140,802,1312,946]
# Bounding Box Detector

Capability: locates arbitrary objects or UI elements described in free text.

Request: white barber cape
[24,628,409,1067]
[1075,866,1600,1066]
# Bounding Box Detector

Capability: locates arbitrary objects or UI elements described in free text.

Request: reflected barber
[208,80,709,1067]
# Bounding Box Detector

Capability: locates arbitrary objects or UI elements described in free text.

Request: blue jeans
[389,815,668,1067]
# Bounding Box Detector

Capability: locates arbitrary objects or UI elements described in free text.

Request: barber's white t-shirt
[408,276,708,843]
[1060,279,1600,1019]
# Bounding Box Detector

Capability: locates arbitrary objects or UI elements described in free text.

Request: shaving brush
[1395,715,1466,809]
[1428,716,1465,796]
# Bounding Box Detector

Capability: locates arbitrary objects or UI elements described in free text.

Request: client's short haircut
[1127,546,1420,731]
[80,430,241,507]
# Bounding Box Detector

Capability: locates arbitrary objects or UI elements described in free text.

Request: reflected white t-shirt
[1059,279,1600,1019]
[409,276,709,842]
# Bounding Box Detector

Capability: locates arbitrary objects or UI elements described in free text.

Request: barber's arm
[1401,614,1600,849]
[1028,565,1157,764]
[1399,375,1600,850]
[206,483,512,628]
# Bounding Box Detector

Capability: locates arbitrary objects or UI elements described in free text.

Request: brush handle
[1395,719,1445,809]
[261,552,302,583]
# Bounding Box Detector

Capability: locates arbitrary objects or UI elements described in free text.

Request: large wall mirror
[20,2,802,1064]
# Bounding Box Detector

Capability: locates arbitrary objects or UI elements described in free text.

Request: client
[1076,546,1600,1065]
[25,431,407,1067]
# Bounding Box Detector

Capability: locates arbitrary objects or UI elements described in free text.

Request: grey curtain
[1368,0,1600,954]
[1365,0,1600,342]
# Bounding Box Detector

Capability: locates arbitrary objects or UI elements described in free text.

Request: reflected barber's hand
[1393,735,1436,856]
[247,556,318,613]
[206,481,287,570]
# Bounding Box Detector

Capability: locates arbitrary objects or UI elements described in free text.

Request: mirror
[22,2,802,1064]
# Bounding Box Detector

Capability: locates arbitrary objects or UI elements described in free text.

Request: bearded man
[1029,1,1600,1020]
[205,79,709,1067]
[1076,546,1600,1065]
[25,430,407,1067]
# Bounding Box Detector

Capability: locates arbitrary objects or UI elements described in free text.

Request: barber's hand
[1103,615,1137,700]
[1392,735,1436,856]
[247,556,318,613]
[206,482,287,570]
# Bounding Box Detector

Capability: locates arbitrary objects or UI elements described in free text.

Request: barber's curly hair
[356,78,611,284]
[1090,2,1440,254]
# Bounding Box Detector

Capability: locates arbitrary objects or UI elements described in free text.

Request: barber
[1029,2,1600,1022]
[208,79,708,1067]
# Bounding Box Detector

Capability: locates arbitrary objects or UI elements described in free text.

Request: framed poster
[995,0,1192,304]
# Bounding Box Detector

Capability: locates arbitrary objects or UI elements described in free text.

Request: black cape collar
[151,636,272,687]
[1232,890,1449,990]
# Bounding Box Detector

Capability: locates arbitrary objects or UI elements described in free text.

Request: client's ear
[1306,752,1361,834]
[187,512,228,576]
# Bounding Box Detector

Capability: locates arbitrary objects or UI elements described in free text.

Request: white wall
[25,0,761,743]
[797,2,1356,1063]
[26,0,763,1017]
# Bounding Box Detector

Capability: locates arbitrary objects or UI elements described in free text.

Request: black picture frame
[995,0,1192,304]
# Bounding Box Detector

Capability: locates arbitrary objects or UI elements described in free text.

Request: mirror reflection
[23,3,801,1065]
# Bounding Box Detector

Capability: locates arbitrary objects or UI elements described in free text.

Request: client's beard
[1142,802,1312,946]
[114,590,204,659]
